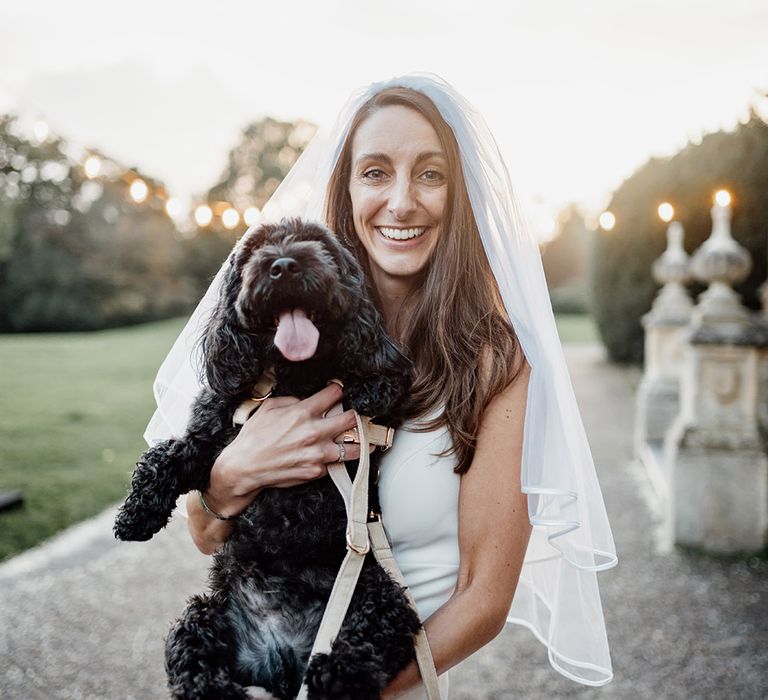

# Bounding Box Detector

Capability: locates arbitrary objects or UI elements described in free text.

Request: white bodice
[378,405,461,623]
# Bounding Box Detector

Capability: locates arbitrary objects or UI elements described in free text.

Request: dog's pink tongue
[274,308,319,361]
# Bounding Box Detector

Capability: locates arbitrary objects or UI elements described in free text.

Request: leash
[232,373,441,698]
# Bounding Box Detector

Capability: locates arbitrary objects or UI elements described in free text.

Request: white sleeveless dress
[378,404,460,700]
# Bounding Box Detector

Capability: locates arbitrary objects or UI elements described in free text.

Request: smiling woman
[347,106,448,299]
[146,73,617,699]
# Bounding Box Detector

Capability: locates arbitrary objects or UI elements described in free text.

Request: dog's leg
[113,439,187,541]
[303,560,421,700]
[165,593,252,700]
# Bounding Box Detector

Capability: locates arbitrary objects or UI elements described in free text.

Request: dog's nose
[270,257,301,280]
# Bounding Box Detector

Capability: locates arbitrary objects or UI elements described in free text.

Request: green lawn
[555,312,599,343]
[0,318,186,561]
[0,312,599,561]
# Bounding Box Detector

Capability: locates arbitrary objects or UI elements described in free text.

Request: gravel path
[1,343,765,700]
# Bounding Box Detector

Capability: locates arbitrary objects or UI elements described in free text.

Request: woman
[148,73,617,698]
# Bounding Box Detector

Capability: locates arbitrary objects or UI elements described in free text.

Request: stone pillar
[636,222,693,498]
[664,199,768,553]
[759,278,768,450]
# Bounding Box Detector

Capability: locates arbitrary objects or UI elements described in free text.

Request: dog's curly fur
[114,218,420,700]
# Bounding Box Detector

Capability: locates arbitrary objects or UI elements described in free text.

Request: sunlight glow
[33,120,49,143]
[84,156,101,179]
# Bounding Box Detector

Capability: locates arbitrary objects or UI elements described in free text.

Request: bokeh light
[129,178,148,203]
[599,211,616,231]
[244,207,261,226]
[33,120,49,143]
[84,156,101,179]
[165,198,182,219]
[194,205,213,227]
[715,189,731,207]
[222,207,240,230]
[658,202,674,222]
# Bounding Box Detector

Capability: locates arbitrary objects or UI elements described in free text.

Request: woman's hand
[187,382,367,554]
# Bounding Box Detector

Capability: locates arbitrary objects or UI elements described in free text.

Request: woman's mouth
[376,226,428,242]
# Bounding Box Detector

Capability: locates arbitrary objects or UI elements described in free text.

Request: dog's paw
[304,647,385,700]
[244,687,279,700]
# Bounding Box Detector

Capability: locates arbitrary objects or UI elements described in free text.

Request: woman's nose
[387,178,417,219]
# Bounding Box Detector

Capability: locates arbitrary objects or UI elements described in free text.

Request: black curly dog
[114,218,421,700]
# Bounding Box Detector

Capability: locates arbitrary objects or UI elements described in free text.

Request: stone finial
[690,198,752,331]
[644,221,693,325]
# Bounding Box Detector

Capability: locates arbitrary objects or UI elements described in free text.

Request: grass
[0,317,186,562]
[0,312,599,562]
[555,312,599,344]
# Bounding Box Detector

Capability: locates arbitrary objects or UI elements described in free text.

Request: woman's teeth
[378,226,427,240]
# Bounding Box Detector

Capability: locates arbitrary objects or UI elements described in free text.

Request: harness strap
[232,373,394,451]
[296,411,442,699]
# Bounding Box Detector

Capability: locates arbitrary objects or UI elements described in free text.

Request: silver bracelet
[198,490,238,521]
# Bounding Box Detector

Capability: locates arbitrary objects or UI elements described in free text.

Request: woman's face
[348,105,448,292]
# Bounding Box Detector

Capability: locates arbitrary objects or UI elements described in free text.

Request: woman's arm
[383,359,533,698]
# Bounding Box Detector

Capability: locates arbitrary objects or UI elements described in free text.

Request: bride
[147,73,617,699]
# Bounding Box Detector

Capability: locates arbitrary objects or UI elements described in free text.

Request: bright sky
[1,1,766,238]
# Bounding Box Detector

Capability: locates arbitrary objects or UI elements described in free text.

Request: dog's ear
[199,250,263,397]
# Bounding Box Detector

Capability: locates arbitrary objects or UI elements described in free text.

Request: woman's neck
[370,269,418,341]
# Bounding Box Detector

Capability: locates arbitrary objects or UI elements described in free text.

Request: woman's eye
[421,170,445,183]
[363,168,386,180]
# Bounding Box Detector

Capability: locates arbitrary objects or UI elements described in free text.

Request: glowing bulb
[195,205,213,227]
[129,178,148,203]
[658,202,674,223]
[222,208,240,230]
[84,156,101,179]
[714,189,731,207]
[165,198,182,219]
[244,207,261,226]
[599,211,616,231]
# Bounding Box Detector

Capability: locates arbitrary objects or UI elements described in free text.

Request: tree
[184,117,316,299]
[0,116,193,331]
[541,205,594,313]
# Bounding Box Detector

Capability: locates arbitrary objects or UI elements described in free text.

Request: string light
[5,109,267,228]
[194,205,213,227]
[129,178,148,203]
[222,207,240,230]
[165,198,182,219]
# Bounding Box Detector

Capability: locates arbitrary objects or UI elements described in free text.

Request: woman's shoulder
[478,341,529,399]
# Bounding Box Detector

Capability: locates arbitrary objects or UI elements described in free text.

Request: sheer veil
[145,72,618,686]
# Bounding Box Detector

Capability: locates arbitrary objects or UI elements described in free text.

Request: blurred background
[1,2,767,698]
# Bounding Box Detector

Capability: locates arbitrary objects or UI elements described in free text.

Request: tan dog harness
[232,373,441,699]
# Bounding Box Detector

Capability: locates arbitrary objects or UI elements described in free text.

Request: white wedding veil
[145,72,618,686]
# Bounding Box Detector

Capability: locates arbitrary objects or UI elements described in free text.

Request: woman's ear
[199,253,262,397]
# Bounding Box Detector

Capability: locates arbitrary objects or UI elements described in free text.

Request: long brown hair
[325,87,524,474]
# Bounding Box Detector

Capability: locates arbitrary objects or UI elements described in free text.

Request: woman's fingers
[299,382,345,417]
